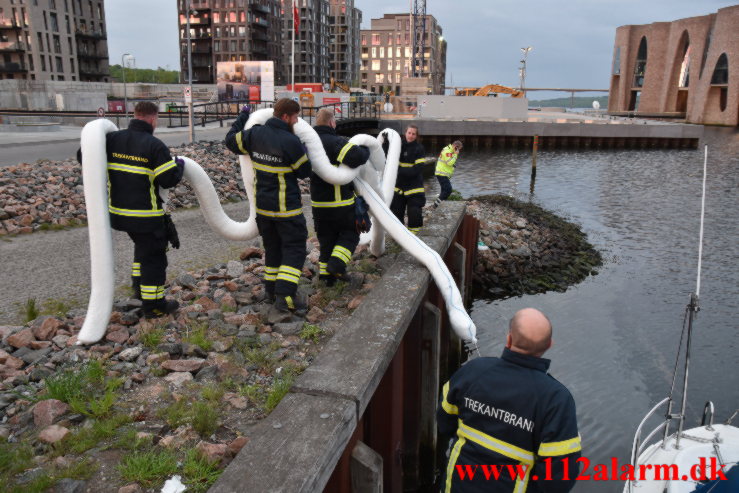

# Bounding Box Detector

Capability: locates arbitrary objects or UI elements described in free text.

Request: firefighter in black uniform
[311,108,370,285]
[438,308,581,493]
[225,99,310,313]
[80,101,184,318]
[390,124,426,234]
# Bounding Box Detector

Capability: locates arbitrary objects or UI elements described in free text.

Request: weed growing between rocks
[468,195,603,299]
[0,243,381,492]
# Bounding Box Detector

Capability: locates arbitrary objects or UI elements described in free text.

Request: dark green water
[426,127,738,492]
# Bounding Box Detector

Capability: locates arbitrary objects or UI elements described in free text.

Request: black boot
[143,299,179,319]
[274,294,308,317]
[131,277,142,300]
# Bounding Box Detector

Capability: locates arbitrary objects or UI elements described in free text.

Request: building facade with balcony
[280,0,330,85]
[177,0,283,84]
[328,0,360,87]
[359,13,446,95]
[0,0,109,81]
[609,5,738,126]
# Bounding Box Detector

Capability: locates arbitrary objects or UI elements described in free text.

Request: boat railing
[701,401,715,428]
[627,397,670,492]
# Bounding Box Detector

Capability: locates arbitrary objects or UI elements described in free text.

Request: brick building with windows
[177,0,283,84]
[359,13,446,95]
[0,0,109,82]
[609,5,738,126]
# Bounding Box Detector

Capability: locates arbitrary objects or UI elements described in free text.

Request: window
[710,53,728,85]
[395,59,400,70]
[396,47,400,57]
[361,35,366,46]
[633,36,647,88]
[386,60,391,71]
[41,55,46,71]
[396,73,401,83]
[97,3,102,20]
[53,35,61,53]
[37,32,44,51]
[229,11,236,22]
[65,15,70,33]
[379,47,383,57]
[404,47,410,57]
[56,56,63,72]
[371,60,380,70]
[375,73,383,83]
[371,33,380,45]
[50,0,56,9]
[371,47,375,57]
[230,40,236,51]
[27,54,34,70]
[69,57,73,72]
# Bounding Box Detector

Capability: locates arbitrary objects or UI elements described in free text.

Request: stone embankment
[0,240,378,492]
[0,141,310,236]
[467,195,602,299]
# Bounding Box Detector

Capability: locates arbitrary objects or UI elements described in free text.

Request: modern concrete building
[328,0,361,86]
[177,0,284,84]
[280,0,330,85]
[609,5,738,126]
[359,13,446,95]
[0,0,109,82]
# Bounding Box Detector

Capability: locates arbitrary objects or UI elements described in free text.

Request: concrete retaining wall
[419,95,528,119]
[210,202,469,492]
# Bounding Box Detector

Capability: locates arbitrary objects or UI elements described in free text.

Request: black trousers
[127,229,168,307]
[436,175,453,201]
[256,214,307,297]
[391,191,425,232]
[313,206,359,278]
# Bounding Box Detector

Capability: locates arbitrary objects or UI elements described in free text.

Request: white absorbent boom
[77,112,476,345]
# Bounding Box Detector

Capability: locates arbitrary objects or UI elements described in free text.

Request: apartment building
[281,0,330,85]
[177,0,283,84]
[360,13,446,95]
[328,0,360,86]
[0,0,109,82]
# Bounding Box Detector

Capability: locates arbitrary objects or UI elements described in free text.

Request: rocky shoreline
[0,240,379,492]
[467,195,602,299]
[0,141,310,237]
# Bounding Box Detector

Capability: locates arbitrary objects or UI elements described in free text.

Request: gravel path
[0,200,314,324]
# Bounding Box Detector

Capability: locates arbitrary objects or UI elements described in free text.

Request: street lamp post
[122,53,130,124]
[186,0,195,143]
[519,46,533,97]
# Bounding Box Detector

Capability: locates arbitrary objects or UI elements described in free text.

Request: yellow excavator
[455,84,524,98]
[329,77,351,93]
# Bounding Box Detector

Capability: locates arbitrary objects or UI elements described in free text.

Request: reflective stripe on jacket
[105,119,183,233]
[310,125,370,208]
[395,139,426,193]
[438,348,581,493]
[225,116,310,219]
[436,144,459,177]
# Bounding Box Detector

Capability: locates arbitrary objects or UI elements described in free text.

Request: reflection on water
[430,128,737,492]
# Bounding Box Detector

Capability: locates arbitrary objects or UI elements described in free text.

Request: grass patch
[117,449,178,487]
[312,282,346,309]
[0,439,34,479]
[448,190,464,201]
[201,383,225,403]
[299,323,323,343]
[19,298,39,323]
[183,322,213,352]
[241,342,279,373]
[39,297,74,318]
[158,397,190,429]
[351,258,379,275]
[265,373,294,413]
[239,383,267,407]
[139,325,165,349]
[183,448,222,492]
[58,414,132,455]
[44,359,106,403]
[191,401,219,437]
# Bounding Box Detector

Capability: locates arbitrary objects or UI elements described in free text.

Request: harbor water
[428,127,738,491]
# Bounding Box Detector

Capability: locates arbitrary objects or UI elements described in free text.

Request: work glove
[354,196,372,234]
[241,104,251,114]
[164,213,180,249]
[175,156,185,169]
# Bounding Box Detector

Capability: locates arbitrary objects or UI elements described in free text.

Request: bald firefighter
[438,308,581,493]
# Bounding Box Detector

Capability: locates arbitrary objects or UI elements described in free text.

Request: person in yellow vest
[433,140,463,208]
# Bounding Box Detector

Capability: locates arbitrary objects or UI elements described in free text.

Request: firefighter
[311,108,370,285]
[438,308,581,493]
[433,140,463,208]
[390,125,426,234]
[80,101,184,318]
[225,99,310,314]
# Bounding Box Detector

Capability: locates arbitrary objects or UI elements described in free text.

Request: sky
[106,0,737,99]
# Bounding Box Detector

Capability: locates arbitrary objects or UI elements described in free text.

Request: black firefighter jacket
[225,115,310,219]
[438,348,581,493]
[310,125,370,209]
[103,119,183,233]
[395,139,426,195]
